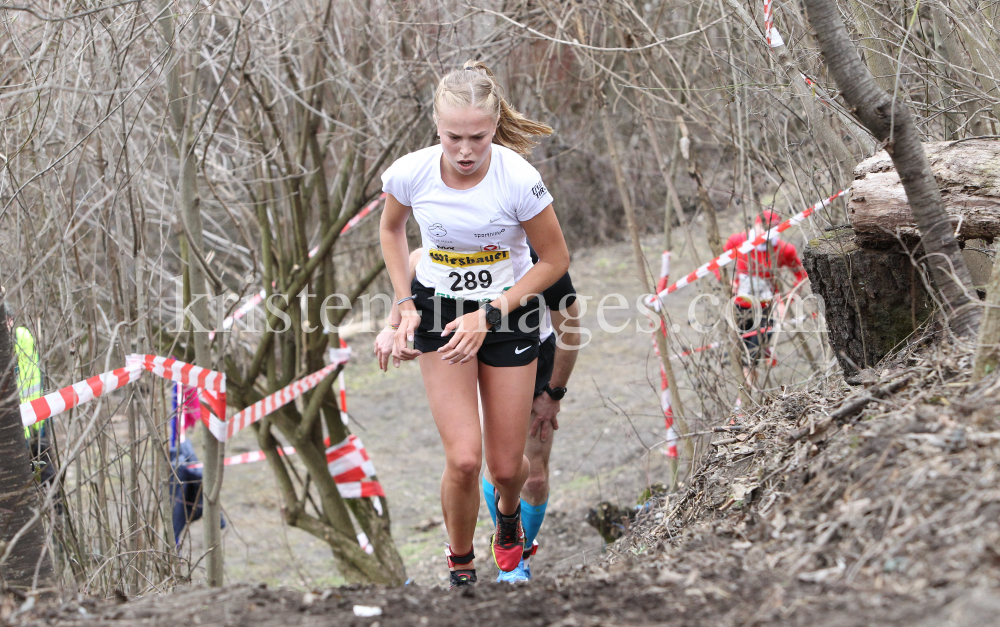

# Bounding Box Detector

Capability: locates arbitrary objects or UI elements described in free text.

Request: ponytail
[434,61,553,156]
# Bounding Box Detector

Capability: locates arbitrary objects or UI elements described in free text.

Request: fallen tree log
[849,139,1000,248]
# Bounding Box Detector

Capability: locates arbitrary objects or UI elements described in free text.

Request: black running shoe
[449,570,477,589]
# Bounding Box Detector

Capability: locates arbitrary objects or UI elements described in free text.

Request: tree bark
[802,0,981,338]
[0,296,53,592]
[803,228,934,374]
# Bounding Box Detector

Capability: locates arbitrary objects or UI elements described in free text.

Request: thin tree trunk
[599,104,693,457]
[931,9,990,137]
[848,0,897,93]
[802,0,981,338]
[973,242,1000,380]
[722,0,869,180]
[0,295,54,592]
[182,139,225,587]
[677,118,753,408]
[158,0,225,586]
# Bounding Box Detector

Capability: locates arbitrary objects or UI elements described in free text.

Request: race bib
[737,273,775,303]
[426,248,514,302]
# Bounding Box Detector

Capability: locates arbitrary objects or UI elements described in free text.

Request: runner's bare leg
[420,354,482,569]
[479,362,534,516]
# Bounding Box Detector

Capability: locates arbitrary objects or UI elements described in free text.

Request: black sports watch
[480,303,502,332]
[543,384,567,401]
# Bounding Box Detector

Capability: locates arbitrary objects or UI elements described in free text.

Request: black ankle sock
[498,503,521,519]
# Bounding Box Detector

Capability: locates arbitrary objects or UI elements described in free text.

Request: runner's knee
[446,452,482,481]
[524,472,548,496]
[488,457,525,485]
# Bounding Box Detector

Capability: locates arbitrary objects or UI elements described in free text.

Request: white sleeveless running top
[381,144,554,302]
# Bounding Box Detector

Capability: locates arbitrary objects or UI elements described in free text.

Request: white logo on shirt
[515,345,531,355]
[428,223,447,237]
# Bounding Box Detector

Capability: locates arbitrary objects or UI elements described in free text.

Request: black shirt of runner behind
[529,245,577,312]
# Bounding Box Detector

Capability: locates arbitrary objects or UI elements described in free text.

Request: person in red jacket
[724,210,808,386]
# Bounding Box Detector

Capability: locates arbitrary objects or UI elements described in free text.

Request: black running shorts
[735,304,773,365]
[411,279,540,367]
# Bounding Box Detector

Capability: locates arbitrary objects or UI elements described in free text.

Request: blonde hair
[434,60,553,156]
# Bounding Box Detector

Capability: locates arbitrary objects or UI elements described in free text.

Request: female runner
[379,61,569,588]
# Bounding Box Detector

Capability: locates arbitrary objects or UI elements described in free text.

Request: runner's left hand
[438,310,488,364]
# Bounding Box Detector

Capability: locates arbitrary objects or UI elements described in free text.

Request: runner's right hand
[375,326,420,371]
[529,393,560,442]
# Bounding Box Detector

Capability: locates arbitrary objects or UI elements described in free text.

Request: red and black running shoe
[490,492,525,572]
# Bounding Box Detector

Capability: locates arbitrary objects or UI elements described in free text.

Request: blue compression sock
[521,499,548,548]
[483,477,498,525]
[482,478,548,547]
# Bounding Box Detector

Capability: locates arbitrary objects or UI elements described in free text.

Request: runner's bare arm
[375,248,424,370]
[497,205,570,317]
[548,302,581,388]
[529,300,581,441]
[379,194,420,358]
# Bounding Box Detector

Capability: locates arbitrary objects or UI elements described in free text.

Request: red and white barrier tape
[763,0,783,47]
[341,193,386,234]
[22,346,350,446]
[22,355,227,428]
[652,251,680,459]
[645,189,847,307]
[26,348,379,516]
[215,194,387,337]
[21,364,143,427]
[329,434,384,498]
[357,531,375,554]
[338,482,385,499]
[126,354,226,393]
[339,338,349,425]
[128,354,228,422]
[187,446,296,469]
[218,347,352,442]
[187,432,384,502]
[327,434,376,482]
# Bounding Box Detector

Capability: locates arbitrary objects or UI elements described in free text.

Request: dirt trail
[18,567,931,627]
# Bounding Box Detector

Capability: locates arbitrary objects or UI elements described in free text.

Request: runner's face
[436,105,498,176]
